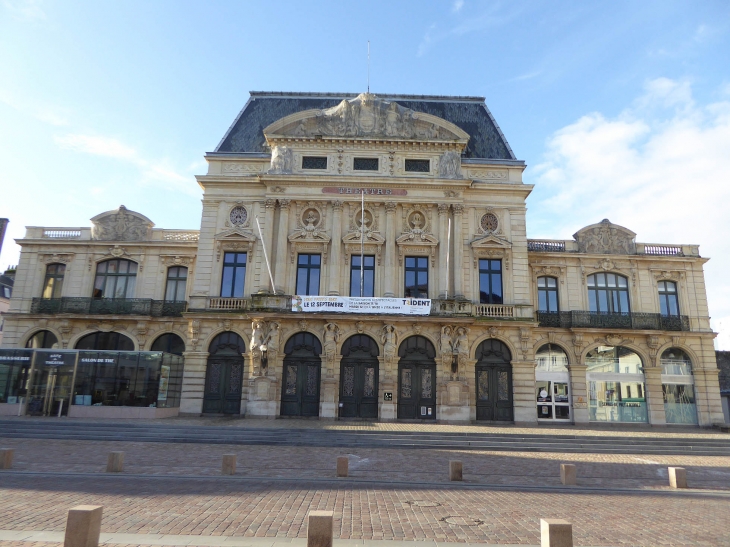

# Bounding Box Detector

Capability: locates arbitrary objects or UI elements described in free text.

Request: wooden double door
[280,332,322,417]
[339,335,379,419]
[203,332,246,415]
[397,336,437,420]
[475,339,513,421]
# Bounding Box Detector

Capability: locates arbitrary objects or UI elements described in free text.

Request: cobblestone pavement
[0,438,730,546]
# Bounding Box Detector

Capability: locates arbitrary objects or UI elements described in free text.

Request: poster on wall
[158,365,170,402]
[292,296,431,315]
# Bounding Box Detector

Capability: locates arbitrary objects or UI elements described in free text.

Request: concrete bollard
[449,460,463,481]
[560,463,576,486]
[336,456,348,478]
[307,510,334,547]
[668,467,688,489]
[106,452,124,473]
[64,505,103,547]
[540,518,573,547]
[222,454,237,475]
[0,448,14,470]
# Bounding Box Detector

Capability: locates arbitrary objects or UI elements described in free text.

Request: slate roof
[215,92,518,161]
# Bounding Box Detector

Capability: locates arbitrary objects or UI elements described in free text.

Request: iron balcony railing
[31,298,187,317]
[536,311,690,331]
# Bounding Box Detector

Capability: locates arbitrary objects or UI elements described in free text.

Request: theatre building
[0,91,725,426]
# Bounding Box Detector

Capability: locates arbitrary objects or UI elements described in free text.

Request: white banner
[292,296,431,315]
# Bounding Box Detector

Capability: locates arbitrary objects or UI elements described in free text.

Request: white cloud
[0,90,69,126]
[55,134,138,160]
[2,0,45,21]
[532,78,730,349]
[452,0,464,13]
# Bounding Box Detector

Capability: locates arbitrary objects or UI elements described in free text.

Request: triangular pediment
[264,93,470,143]
[396,231,439,246]
[343,231,385,245]
[470,234,512,249]
[214,228,257,242]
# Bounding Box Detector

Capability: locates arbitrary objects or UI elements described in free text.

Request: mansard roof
[215,91,517,160]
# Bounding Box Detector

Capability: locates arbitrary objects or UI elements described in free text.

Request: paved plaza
[1,421,729,546]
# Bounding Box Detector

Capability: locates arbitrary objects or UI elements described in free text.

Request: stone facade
[1,92,725,426]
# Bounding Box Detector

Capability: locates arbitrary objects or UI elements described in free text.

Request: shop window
[165,267,188,302]
[92,259,137,299]
[25,330,59,349]
[42,264,65,299]
[587,273,629,314]
[404,256,428,298]
[220,253,247,298]
[350,255,375,297]
[586,346,646,423]
[151,333,185,356]
[537,276,558,312]
[658,281,679,316]
[535,344,570,421]
[660,347,697,424]
[296,254,321,296]
[75,331,134,351]
[479,260,503,304]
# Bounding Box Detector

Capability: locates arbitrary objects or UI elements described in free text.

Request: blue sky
[1,0,730,346]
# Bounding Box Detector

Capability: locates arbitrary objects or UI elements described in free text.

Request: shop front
[587,346,648,423]
[535,344,571,422]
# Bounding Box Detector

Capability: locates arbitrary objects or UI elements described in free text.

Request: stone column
[644,365,667,426]
[452,204,464,299]
[328,201,343,296]
[180,351,209,414]
[383,202,397,297]
[437,204,450,298]
[274,199,290,294]
[511,360,538,425]
[257,198,276,293]
[567,363,589,424]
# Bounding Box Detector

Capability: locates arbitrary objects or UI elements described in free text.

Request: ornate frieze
[573,219,636,255]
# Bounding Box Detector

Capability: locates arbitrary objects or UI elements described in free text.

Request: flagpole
[255,216,276,294]
[360,190,365,297]
[446,217,451,299]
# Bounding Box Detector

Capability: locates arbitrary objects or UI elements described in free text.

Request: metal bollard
[560,463,576,486]
[336,456,348,477]
[0,448,14,470]
[307,510,334,547]
[540,518,573,547]
[668,466,688,488]
[222,454,237,475]
[106,452,124,473]
[64,505,103,547]
[449,460,463,481]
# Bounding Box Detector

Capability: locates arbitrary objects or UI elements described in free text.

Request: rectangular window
[658,281,680,316]
[479,259,503,304]
[350,255,375,297]
[302,156,328,170]
[404,256,428,298]
[353,158,379,171]
[165,267,188,302]
[220,253,247,298]
[537,276,558,312]
[42,264,66,299]
[296,254,321,296]
[405,159,430,173]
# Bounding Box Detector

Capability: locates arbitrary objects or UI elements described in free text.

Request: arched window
[42,264,65,299]
[151,333,185,356]
[587,273,630,314]
[537,277,559,312]
[586,346,646,423]
[165,267,188,302]
[75,331,134,351]
[535,344,570,421]
[660,347,697,424]
[658,281,679,316]
[93,259,137,299]
[25,330,59,349]
[535,344,568,373]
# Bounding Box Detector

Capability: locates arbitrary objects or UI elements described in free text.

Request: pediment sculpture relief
[91,205,153,242]
[264,93,470,142]
[574,219,636,255]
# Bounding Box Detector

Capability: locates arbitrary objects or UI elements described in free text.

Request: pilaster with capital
[257,198,276,293]
[274,199,290,294]
[452,204,464,298]
[329,201,343,295]
[437,203,450,298]
[384,202,397,297]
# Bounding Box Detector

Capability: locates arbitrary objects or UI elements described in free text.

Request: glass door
[27,364,74,416]
[536,378,571,421]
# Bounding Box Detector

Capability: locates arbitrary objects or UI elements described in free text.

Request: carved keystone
[560,464,576,486]
[668,467,687,488]
[336,456,348,478]
[222,454,237,475]
[64,505,103,547]
[307,510,333,547]
[0,448,14,470]
[106,452,124,473]
[540,519,573,547]
[449,460,463,481]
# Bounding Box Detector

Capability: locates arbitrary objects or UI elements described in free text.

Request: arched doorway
[281,332,322,417]
[475,339,513,421]
[203,332,246,414]
[25,330,59,349]
[339,334,379,419]
[397,336,437,420]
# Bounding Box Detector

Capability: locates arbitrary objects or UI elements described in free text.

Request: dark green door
[280,332,322,417]
[396,336,437,420]
[203,332,246,415]
[475,339,513,421]
[339,334,379,419]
